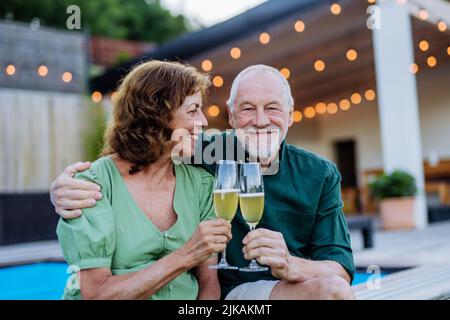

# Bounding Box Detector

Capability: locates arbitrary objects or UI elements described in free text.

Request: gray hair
[226,64,294,110]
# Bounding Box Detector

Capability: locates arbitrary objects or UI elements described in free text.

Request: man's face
[227,71,293,161]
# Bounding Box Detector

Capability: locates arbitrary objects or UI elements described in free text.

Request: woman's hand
[179,219,232,269]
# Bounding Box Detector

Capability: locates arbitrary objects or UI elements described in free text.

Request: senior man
[50,64,355,300]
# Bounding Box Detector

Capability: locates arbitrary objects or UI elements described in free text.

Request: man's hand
[50,162,102,219]
[242,228,305,282]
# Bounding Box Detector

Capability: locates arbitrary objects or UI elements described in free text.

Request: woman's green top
[56,156,215,300]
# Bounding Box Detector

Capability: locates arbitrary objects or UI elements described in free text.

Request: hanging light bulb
[293,111,303,122]
[201,60,212,72]
[294,20,305,33]
[304,106,316,118]
[330,3,342,15]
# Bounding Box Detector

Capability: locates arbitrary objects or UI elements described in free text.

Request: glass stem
[220,246,227,264]
[248,224,259,268]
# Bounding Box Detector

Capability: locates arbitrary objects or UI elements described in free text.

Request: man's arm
[50,162,102,218]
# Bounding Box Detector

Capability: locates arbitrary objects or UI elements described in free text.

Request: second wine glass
[239,162,269,272]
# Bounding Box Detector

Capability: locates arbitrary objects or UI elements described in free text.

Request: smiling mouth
[245,129,279,135]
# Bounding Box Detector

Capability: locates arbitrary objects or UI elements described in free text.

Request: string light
[230,47,241,59]
[38,65,48,77]
[365,89,376,101]
[314,59,326,72]
[330,3,341,15]
[327,103,338,114]
[62,72,72,83]
[368,0,376,4]
[427,56,437,67]
[294,20,305,33]
[397,0,407,4]
[6,64,16,76]
[447,46,450,56]
[419,40,429,52]
[111,92,117,102]
[339,99,351,111]
[208,105,220,117]
[419,9,429,21]
[315,102,327,114]
[201,59,212,72]
[410,63,419,74]
[438,21,447,32]
[304,106,316,118]
[280,68,290,79]
[346,49,358,61]
[91,91,102,103]
[259,32,270,45]
[293,110,302,122]
[351,93,362,104]
[213,76,223,87]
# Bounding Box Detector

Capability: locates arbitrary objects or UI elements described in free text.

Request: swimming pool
[0,262,385,299]
[0,262,69,300]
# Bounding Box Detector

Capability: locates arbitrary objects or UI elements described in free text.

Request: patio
[351,220,450,299]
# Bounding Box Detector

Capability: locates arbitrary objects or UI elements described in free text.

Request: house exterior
[93,0,450,228]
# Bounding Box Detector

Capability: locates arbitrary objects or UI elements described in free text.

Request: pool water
[0,262,69,300]
[0,262,386,299]
[352,271,387,286]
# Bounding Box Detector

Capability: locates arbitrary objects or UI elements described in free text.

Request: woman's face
[169,91,208,158]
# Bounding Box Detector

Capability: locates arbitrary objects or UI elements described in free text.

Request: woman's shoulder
[75,157,115,191]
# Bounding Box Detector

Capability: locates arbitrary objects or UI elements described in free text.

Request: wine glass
[239,162,269,272]
[209,160,239,270]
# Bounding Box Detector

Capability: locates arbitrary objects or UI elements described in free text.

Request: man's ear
[227,105,235,128]
[288,105,294,127]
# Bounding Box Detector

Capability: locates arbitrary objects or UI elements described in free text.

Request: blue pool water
[0,262,69,300]
[352,271,387,286]
[0,262,385,299]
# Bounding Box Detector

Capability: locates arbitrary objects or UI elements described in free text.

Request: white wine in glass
[239,162,269,272]
[214,189,240,222]
[209,160,239,270]
[239,192,264,227]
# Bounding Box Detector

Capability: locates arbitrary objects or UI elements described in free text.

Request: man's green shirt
[193,131,355,298]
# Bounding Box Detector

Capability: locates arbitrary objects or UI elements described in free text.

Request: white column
[372,0,427,228]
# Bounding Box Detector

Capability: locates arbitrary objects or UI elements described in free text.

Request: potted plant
[369,170,418,230]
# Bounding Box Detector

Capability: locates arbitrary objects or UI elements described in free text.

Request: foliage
[369,170,417,199]
[1,0,190,43]
[83,99,107,162]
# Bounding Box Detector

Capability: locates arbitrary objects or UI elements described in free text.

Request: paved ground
[351,220,450,268]
[350,220,450,299]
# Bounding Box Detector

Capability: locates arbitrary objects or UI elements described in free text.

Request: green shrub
[83,99,107,162]
[369,170,417,199]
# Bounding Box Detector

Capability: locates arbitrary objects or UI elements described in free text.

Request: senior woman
[56,61,231,300]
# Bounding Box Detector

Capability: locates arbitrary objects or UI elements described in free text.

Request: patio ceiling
[91,0,450,130]
[187,0,450,128]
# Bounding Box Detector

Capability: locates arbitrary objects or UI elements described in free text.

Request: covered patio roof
[91,0,450,129]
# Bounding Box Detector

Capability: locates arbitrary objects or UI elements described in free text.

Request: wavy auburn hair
[101,60,210,174]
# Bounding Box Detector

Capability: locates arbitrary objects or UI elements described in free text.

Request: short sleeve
[309,163,355,281]
[56,169,116,270]
[197,169,216,222]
